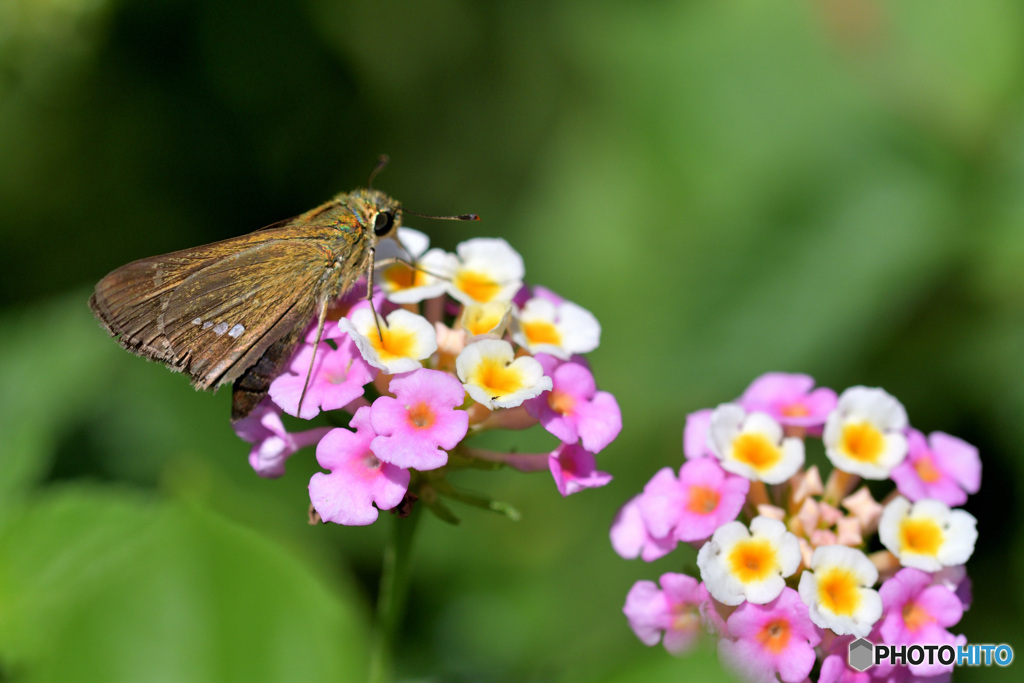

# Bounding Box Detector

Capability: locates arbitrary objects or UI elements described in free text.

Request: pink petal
[551,361,597,400]
[549,443,612,496]
[683,409,714,459]
[637,468,683,538]
[930,431,981,494]
[623,580,669,646]
[575,390,622,453]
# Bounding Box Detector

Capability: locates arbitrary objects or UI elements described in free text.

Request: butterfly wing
[90,232,332,391]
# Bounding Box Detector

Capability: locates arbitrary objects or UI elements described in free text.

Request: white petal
[707,403,745,459]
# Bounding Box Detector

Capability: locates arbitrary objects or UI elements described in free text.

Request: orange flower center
[670,603,700,634]
[781,402,810,417]
[840,421,885,463]
[757,618,792,655]
[548,390,576,415]
[727,538,778,583]
[899,517,943,556]
[686,485,721,514]
[816,567,862,616]
[913,453,942,483]
[407,402,435,429]
[902,600,934,633]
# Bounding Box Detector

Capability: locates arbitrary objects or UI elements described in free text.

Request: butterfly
[90,165,476,420]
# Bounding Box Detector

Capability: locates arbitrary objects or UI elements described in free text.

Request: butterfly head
[351,188,403,242]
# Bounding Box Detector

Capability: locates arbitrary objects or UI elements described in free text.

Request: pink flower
[738,372,837,431]
[623,573,704,655]
[549,442,612,496]
[890,430,981,506]
[697,582,729,636]
[637,458,749,543]
[309,406,410,525]
[932,565,972,611]
[718,587,821,683]
[233,401,331,478]
[610,495,676,562]
[369,369,469,471]
[683,408,714,459]
[878,568,965,677]
[513,283,564,308]
[818,634,884,683]
[524,354,621,453]
[269,337,376,419]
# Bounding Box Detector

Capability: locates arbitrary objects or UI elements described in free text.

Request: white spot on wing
[228,323,245,338]
[213,322,229,336]
[192,318,202,326]
[202,321,213,330]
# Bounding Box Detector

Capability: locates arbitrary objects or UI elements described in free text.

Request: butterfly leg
[295,297,330,418]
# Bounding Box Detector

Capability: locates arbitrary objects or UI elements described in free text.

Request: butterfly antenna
[368,155,390,189]
[402,208,481,222]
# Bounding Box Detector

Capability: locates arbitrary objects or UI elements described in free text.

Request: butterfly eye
[373,211,395,237]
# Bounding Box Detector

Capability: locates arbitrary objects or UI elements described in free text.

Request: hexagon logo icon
[848,638,874,672]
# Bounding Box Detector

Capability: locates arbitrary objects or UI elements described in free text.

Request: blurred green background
[1,0,1021,680]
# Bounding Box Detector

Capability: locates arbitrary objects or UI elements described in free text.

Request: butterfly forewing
[90,187,411,421]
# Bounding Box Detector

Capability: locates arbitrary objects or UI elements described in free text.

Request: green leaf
[0,486,369,683]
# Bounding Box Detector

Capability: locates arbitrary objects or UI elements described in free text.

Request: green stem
[368,506,422,683]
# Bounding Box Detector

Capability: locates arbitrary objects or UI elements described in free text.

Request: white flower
[696,516,801,605]
[511,297,601,359]
[427,238,525,305]
[375,227,449,303]
[455,339,551,410]
[460,301,512,339]
[878,496,977,571]
[338,307,437,374]
[798,545,882,637]
[823,386,908,479]
[707,404,805,484]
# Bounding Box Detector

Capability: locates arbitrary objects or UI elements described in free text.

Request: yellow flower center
[522,320,562,347]
[816,567,862,616]
[727,538,778,584]
[732,433,782,472]
[902,600,934,633]
[469,357,526,398]
[454,269,501,303]
[383,263,426,291]
[370,324,418,361]
[899,517,943,557]
[686,485,720,514]
[548,390,575,415]
[463,304,506,336]
[913,453,942,483]
[757,618,792,655]
[840,421,885,463]
[407,402,435,429]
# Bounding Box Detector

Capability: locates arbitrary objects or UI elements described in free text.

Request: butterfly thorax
[285,188,404,301]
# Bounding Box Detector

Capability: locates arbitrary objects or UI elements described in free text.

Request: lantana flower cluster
[235,228,619,525]
[611,373,980,682]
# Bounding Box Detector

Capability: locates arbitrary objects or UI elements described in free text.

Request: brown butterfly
[90,165,476,421]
